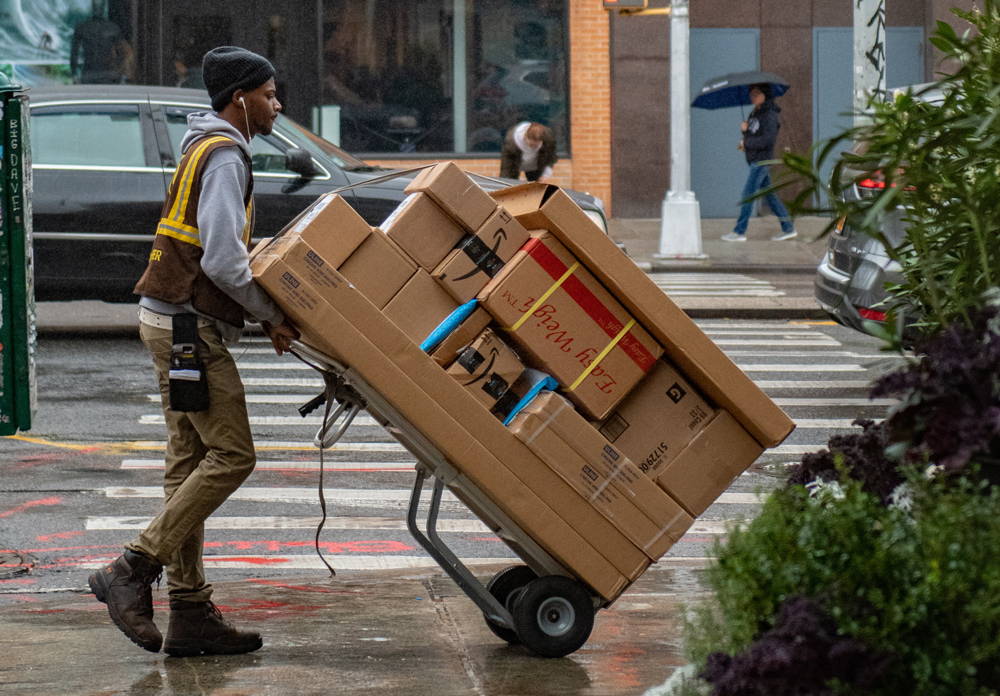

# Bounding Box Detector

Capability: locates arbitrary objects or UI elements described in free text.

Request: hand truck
[292,340,604,658]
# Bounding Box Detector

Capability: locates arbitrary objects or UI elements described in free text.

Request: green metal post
[0,74,36,435]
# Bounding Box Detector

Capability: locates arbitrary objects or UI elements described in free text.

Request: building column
[569,4,613,214]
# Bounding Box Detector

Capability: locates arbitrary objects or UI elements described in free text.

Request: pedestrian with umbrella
[693,71,796,242]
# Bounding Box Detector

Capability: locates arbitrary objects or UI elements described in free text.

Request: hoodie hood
[180,111,251,158]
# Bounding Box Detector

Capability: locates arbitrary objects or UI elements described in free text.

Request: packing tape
[507,261,580,332]
[519,394,572,445]
[567,318,636,392]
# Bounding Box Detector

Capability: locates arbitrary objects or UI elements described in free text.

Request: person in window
[70,0,131,84]
[721,83,797,242]
[500,121,557,182]
[88,46,298,657]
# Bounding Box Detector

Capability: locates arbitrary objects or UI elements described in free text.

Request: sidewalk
[2,563,699,695]
[34,216,831,336]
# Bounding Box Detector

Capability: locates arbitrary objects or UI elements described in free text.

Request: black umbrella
[691,70,790,110]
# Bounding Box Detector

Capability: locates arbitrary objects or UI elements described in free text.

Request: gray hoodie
[140,112,284,337]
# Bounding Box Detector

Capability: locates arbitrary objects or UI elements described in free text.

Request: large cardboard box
[489,184,794,448]
[381,192,466,271]
[446,328,525,415]
[598,359,715,478]
[511,393,693,560]
[521,392,691,535]
[478,232,663,420]
[252,248,648,598]
[656,411,764,516]
[404,161,496,232]
[432,207,531,302]
[428,306,492,368]
[383,270,458,344]
[337,228,417,310]
[265,193,371,267]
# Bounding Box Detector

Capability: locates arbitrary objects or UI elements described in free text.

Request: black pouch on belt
[168,314,209,412]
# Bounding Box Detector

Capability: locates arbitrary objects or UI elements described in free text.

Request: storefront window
[320,0,568,156]
[0,0,136,86]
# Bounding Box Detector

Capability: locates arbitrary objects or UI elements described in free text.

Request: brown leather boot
[88,549,163,652]
[164,601,263,657]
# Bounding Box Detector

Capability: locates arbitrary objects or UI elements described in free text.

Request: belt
[138,306,214,330]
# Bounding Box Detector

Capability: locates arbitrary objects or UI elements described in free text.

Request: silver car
[814,85,941,335]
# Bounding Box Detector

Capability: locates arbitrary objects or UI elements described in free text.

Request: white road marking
[121,459,414,471]
[86,515,735,535]
[101,486,760,507]
[139,414,382,427]
[739,364,867,372]
[755,380,873,389]
[125,440,407,451]
[76,555,518,571]
[241,377,324,387]
[715,339,839,346]
[773,397,894,407]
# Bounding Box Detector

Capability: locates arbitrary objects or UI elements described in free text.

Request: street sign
[0,75,36,435]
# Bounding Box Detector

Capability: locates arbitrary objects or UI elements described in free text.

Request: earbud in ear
[239,96,246,107]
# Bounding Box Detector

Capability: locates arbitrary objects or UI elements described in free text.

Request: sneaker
[88,549,164,652]
[164,600,263,657]
[720,232,746,242]
[771,229,798,241]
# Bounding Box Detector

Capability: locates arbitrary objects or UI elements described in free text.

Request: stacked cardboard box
[250,162,795,602]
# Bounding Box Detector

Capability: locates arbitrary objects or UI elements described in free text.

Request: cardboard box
[383,270,459,345]
[432,207,531,302]
[598,359,716,478]
[273,193,372,267]
[252,252,648,598]
[656,411,764,516]
[478,232,663,420]
[521,392,691,535]
[338,228,417,309]
[489,183,795,448]
[381,192,466,271]
[404,161,496,232]
[446,328,525,416]
[428,306,492,368]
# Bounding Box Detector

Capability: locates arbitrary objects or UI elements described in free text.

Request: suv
[29,85,607,301]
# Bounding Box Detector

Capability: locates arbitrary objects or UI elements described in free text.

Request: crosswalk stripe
[714,339,838,346]
[76,556,518,571]
[792,419,858,428]
[85,515,734,535]
[241,377,324,387]
[146,393,317,404]
[740,364,866,372]
[101,486,760,507]
[725,351,898,358]
[755,380,872,389]
[701,330,832,336]
[774,397,892,406]
[658,290,786,297]
[139,414,382,427]
[125,440,407,451]
[121,459,414,471]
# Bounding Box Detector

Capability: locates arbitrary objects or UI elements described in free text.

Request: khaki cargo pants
[128,321,256,603]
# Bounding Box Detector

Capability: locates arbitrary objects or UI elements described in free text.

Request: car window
[164,107,293,174]
[32,105,146,167]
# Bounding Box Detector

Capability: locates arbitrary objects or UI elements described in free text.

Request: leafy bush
[774,2,1000,338]
[683,477,1000,696]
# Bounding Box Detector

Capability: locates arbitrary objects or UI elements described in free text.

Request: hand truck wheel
[483,565,537,644]
[511,575,595,658]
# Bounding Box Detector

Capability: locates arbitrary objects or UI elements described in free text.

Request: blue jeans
[733,163,793,235]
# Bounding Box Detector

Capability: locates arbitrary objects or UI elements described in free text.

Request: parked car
[813,84,942,336]
[28,85,608,302]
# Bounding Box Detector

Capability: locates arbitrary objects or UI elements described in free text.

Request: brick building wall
[370,4,613,214]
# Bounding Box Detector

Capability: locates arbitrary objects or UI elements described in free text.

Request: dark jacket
[499,127,558,180]
[742,100,781,164]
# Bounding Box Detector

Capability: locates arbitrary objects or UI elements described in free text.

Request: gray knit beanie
[202,46,275,112]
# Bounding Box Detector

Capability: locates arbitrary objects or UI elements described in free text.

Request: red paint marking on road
[25,608,66,614]
[0,496,62,518]
[0,578,36,585]
[1,544,117,554]
[202,540,414,554]
[36,531,85,542]
[470,537,502,542]
[210,557,290,565]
